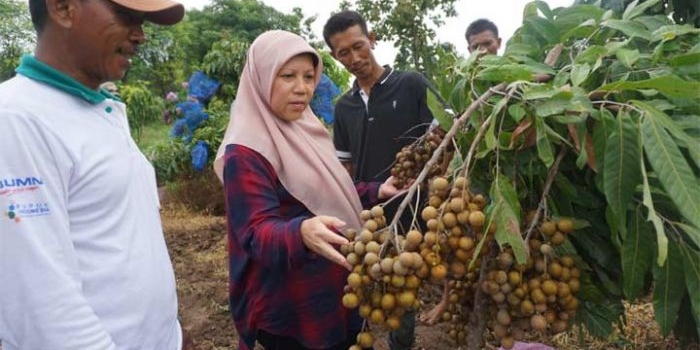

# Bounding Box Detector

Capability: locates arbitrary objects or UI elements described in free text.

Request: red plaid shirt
[222,144,379,349]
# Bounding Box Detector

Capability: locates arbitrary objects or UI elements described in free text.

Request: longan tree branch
[466,242,498,349]
[524,147,568,243]
[386,82,508,233]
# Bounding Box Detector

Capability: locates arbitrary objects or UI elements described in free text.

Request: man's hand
[378,176,407,200]
[300,216,351,270]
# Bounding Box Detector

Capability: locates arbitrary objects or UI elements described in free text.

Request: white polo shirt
[0,56,181,350]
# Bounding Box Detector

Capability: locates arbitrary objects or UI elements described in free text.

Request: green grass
[134,122,171,153]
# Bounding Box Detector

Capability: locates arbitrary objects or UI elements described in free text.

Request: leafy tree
[0,0,34,81]
[340,0,699,349]
[348,0,457,77]
[574,0,700,26]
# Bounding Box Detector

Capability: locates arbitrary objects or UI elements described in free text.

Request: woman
[213,30,399,350]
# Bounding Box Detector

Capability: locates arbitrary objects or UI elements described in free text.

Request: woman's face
[270,54,316,122]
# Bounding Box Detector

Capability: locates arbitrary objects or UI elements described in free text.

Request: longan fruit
[557,219,574,233]
[468,211,486,227]
[551,231,566,245]
[370,206,384,219]
[421,206,438,221]
[360,210,372,221]
[431,177,449,192]
[342,293,359,308]
[431,264,448,281]
[531,314,547,331]
[540,221,557,236]
[357,332,374,348]
[405,230,423,247]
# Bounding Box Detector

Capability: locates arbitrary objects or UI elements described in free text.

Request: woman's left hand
[378,176,407,200]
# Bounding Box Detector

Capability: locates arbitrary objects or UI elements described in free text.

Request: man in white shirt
[0,0,188,348]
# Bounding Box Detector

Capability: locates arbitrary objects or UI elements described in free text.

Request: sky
[177,0,574,64]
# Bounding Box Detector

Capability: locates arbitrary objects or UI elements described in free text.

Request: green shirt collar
[15,55,120,104]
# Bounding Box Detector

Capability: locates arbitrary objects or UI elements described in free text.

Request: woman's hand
[378,176,408,200]
[300,216,351,270]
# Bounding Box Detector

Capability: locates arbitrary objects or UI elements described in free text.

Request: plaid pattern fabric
[222,144,378,349]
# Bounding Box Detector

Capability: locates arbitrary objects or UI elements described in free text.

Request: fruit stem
[386,82,508,232]
[524,147,568,243]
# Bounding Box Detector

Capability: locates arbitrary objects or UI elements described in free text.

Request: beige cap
[109,0,185,25]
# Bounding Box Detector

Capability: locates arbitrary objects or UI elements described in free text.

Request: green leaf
[616,48,641,68]
[622,205,655,299]
[489,174,526,264]
[570,63,591,87]
[476,64,535,82]
[640,158,668,265]
[535,116,554,167]
[653,237,685,336]
[602,19,653,41]
[427,89,453,132]
[603,110,641,239]
[676,223,700,257]
[679,243,700,336]
[524,16,560,44]
[652,25,700,42]
[633,101,700,170]
[622,0,660,20]
[508,103,527,122]
[669,52,700,76]
[641,116,700,234]
[575,45,608,65]
[598,75,700,99]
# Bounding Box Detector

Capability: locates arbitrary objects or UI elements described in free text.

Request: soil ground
[163,208,684,350]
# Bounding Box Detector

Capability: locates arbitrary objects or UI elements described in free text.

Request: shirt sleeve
[332,103,353,164]
[354,181,380,209]
[223,145,310,270]
[0,111,116,349]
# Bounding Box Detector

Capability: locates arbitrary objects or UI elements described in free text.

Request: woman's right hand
[300,216,352,270]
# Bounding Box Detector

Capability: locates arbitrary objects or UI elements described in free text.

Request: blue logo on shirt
[0,177,44,197]
[4,201,51,223]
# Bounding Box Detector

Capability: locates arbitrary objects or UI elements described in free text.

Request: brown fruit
[431,177,449,192]
[370,206,384,219]
[357,332,374,348]
[431,264,448,281]
[496,309,512,326]
[360,210,372,221]
[468,211,486,227]
[359,303,372,318]
[557,219,574,233]
[342,293,359,308]
[551,231,566,245]
[421,206,438,221]
[540,221,557,236]
[531,314,547,331]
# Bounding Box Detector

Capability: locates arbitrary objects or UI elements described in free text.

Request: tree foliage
[425,0,699,346]
[0,0,34,81]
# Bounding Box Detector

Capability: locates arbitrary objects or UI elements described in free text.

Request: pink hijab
[214,30,363,230]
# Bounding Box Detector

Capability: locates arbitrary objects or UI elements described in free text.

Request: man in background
[323,10,441,350]
[465,18,502,55]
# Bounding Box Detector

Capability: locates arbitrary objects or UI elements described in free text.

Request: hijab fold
[214,30,363,230]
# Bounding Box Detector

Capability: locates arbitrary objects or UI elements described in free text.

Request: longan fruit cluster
[390,128,452,188]
[341,206,427,349]
[479,217,579,349]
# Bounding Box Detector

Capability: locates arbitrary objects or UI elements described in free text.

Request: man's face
[468,30,501,55]
[66,0,146,88]
[329,25,377,80]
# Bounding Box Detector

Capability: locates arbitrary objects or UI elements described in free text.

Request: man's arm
[0,111,116,349]
[332,105,355,178]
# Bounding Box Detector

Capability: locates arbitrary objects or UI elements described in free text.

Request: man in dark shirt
[465,18,502,55]
[323,9,439,350]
